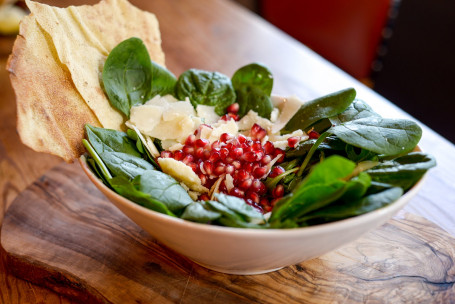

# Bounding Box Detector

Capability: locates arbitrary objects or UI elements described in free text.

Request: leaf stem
[297,132,330,177]
[82,139,113,180]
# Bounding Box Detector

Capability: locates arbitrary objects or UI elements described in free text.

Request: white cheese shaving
[158,158,208,193]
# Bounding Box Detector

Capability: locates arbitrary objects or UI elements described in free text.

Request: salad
[83,37,436,229]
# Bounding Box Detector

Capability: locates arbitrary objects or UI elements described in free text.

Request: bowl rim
[79,151,426,237]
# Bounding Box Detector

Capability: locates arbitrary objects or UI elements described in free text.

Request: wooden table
[0,0,454,302]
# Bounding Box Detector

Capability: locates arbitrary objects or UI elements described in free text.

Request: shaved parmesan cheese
[271,95,304,134]
[158,158,208,193]
[196,105,220,124]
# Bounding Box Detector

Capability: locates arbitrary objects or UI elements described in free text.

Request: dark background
[234,0,455,143]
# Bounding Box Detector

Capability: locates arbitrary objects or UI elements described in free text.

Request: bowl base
[191,260,284,275]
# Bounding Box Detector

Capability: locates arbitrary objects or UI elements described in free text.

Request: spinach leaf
[175,69,236,115]
[327,117,422,156]
[286,135,346,158]
[181,201,221,223]
[345,145,378,162]
[282,87,356,133]
[216,193,264,222]
[231,63,274,118]
[99,151,155,180]
[329,99,381,125]
[206,198,265,228]
[270,155,355,226]
[150,61,177,98]
[301,187,403,223]
[339,172,371,202]
[85,124,140,157]
[133,170,193,213]
[102,37,152,117]
[109,176,175,216]
[367,152,436,191]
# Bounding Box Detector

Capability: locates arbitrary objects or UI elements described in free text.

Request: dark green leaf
[102,37,152,117]
[282,88,356,133]
[99,151,155,180]
[133,170,193,213]
[328,117,422,156]
[329,99,381,125]
[216,193,264,221]
[85,124,140,157]
[175,69,236,115]
[181,201,221,223]
[339,172,371,202]
[150,61,177,97]
[367,152,436,190]
[235,86,273,119]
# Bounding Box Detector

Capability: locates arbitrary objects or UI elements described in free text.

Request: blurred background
[234,0,455,144]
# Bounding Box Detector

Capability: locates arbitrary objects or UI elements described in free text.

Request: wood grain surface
[0,0,454,303]
[2,162,455,304]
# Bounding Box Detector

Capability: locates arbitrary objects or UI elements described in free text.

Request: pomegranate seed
[272,184,285,198]
[243,151,257,162]
[230,147,243,159]
[220,133,234,143]
[250,123,267,140]
[236,169,250,181]
[224,156,234,164]
[224,164,234,174]
[244,162,254,173]
[228,113,240,121]
[308,130,320,139]
[229,187,244,198]
[269,166,285,178]
[173,150,184,161]
[182,154,194,164]
[246,191,260,204]
[232,160,242,169]
[263,141,275,154]
[219,181,227,192]
[253,166,268,179]
[188,162,198,172]
[220,148,229,159]
[273,148,285,163]
[237,134,247,144]
[195,147,205,159]
[211,140,222,149]
[220,114,230,121]
[261,155,272,165]
[195,138,209,147]
[255,151,264,162]
[160,151,172,158]
[185,134,196,145]
[226,103,239,114]
[287,136,300,148]
[271,198,281,207]
[183,145,194,155]
[209,151,221,162]
[260,197,270,207]
[198,173,207,185]
[251,179,266,195]
[203,161,213,175]
[214,162,226,175]
[199,194,210,201]
[238,178,253,190]
[251,141,262,152]
[202,150,211,160]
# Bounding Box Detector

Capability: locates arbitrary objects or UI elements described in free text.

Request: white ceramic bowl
[79,156,425,275]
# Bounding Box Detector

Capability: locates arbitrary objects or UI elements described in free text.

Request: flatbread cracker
[26,0,165,131]
[7,14,101,162]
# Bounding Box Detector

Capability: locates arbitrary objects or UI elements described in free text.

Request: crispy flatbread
[8,0,166,162]
[7,14,101,162]
[26,0,165,131]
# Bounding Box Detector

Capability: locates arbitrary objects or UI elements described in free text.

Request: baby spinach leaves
[102,37,153,117]
[150,61,177,97]
[232,63,274,119]
[175,69,236,115]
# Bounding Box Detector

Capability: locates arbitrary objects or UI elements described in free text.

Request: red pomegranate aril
[188,162,198,172]
[269,166,285,178]
[260,197,270,207]
[251,141,262,152]
[287,136,300,148]
[203,161,213,175]
[244,162,254,173]
[195,138,209,147]
[220,133,234,143]
[308,129,320,139]
[263,141,275,154]
[237,134,247,144]
[195,147,205,159]
[229,187,244,198]
[230,147,243,159]
[270,198,281,207]
[226,102,239,114]
[220,148,229,159]
[199,194,210,201]
[202,150,211,160]
[253,166,268,179]
[246,191,260,204]
[182,145,194,155]
[209,151,221,162]
[255,151,264,162]
[211,140,222,149]
[214,162,226,175]
[251,179,266,194]
[261,155,272,165]
[173,150,184,161]
[220,114,230,121]
[250,123,267,140]
[225,164,235,175]
[272,184,285,198]
[182,154,194,165]
[198,173,207,185]
[232,160,242,170]
[160,151,172,158]
[238,178,253,190]
[228,113,240,121]
[243,151,257,162]
[236,169,250,181]
[273,148,285,163]
[185,134,196,146]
